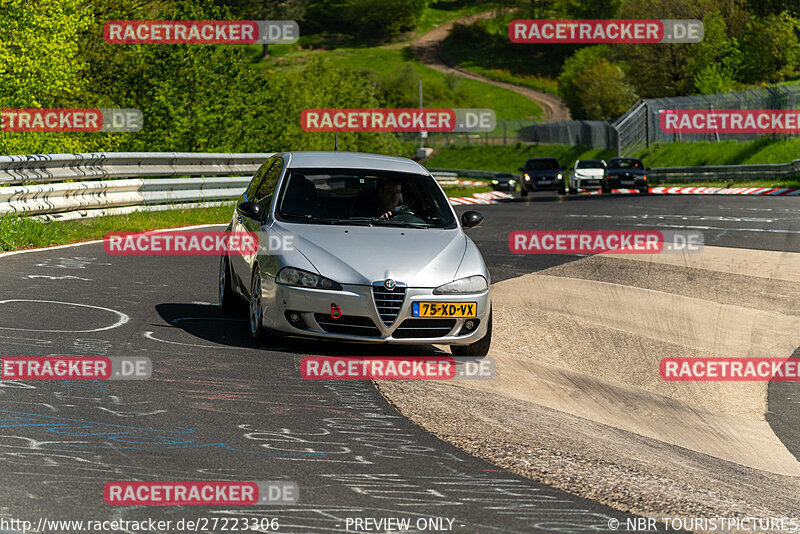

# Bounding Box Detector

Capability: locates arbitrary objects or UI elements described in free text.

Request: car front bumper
[265,282,491,345]
[523,176,564,191]
[607,176,647,188]
[573,177,603,189]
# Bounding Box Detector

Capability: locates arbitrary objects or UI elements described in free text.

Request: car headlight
[491,180,499,185]
[509,180,517,185]
[276,267,342,290]
[524,174,530,181]
[557,173,563,179]
[433,275,488,295]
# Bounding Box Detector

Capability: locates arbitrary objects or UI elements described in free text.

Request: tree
[572,58,638,119]
[557,45,612,117]
[685,11,741,93]
[739,13,800,83]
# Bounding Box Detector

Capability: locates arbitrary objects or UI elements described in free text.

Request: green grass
[0,204,233,252]
[441,184,492,197]
[440,15,566,95]
[323,47,542,120]
[637,138,800,167]
[422,144,615,173]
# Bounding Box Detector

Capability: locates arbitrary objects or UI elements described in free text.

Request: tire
[248,265,267,340]
[219,255,242,314]
[568,186,578,195]
[520,187,528,197]
[601,182,610,194]
[639,187,650,195]
[452,311,492,358]
[557,185,566,195]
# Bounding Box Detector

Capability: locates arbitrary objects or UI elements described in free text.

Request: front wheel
[520,187,528,197]
[557,185,566,195]
[568,186,578,195]
[249,266,266,340]
[639,187,650,195]
[452,311,492,358]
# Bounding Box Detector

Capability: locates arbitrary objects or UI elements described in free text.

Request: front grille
[372,285,406,326]
[393,318,457,339]
[314,314,381,337]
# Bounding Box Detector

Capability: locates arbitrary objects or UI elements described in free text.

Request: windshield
[608,159,643,169]
[275,168,456,228]
[576,160,605,169]
[526,158,560,170]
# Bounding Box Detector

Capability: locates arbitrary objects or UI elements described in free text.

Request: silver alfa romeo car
[219,151,492,356]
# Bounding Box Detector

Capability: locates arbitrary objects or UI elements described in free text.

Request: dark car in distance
[518,158,566,196]
[603,157,650,194]
[490,173,518,191]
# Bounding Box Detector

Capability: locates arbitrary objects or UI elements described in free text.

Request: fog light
[457,318,480,336]
[285,311,307,329]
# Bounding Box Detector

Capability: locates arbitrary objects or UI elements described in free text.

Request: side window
[245,159,274,201]
[254,157,283,202]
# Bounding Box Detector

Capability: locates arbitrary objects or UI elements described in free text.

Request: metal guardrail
[432,163,800,183]
[0,152,273,185]
[0,152,273,220]
[1,151,794,221]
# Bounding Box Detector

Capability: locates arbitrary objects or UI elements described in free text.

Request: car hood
[526,169,560,176]
[574,169,604,177]
[273,223,468,287]
[608,168,645,175]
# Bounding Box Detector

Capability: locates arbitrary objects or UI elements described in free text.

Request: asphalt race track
[0,192,797,533]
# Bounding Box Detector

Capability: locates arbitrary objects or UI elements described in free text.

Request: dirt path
[410,12,571,122]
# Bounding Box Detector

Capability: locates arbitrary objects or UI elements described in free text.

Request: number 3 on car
[413,302,477,318]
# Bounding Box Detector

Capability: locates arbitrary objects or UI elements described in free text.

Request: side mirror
[646,167,652,171]
[237,201,264,222]
[461,210,484,229]
[568,167,574,171]
[518,167,525,172]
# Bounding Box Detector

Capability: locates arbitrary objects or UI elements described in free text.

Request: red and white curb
[649,186,800,196]
[578,187,800,196]
[455,179,488,186]
[449,191,513,205]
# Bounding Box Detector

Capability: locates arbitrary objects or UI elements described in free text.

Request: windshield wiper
[279,214,339,224]
[368,219,429,228]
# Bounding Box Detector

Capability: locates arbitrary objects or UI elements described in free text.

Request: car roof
[285,151,429,174]
[609,157,642,161]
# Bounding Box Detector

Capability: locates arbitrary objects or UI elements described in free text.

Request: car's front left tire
[451,310,492,358]
[249,265,267,340]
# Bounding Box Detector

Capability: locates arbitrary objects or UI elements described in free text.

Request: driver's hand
[379,210,393,220]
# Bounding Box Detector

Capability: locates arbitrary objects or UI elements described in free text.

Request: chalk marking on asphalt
[144,330,245,350]
[0,300,129,333]
[0,223,226,259]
